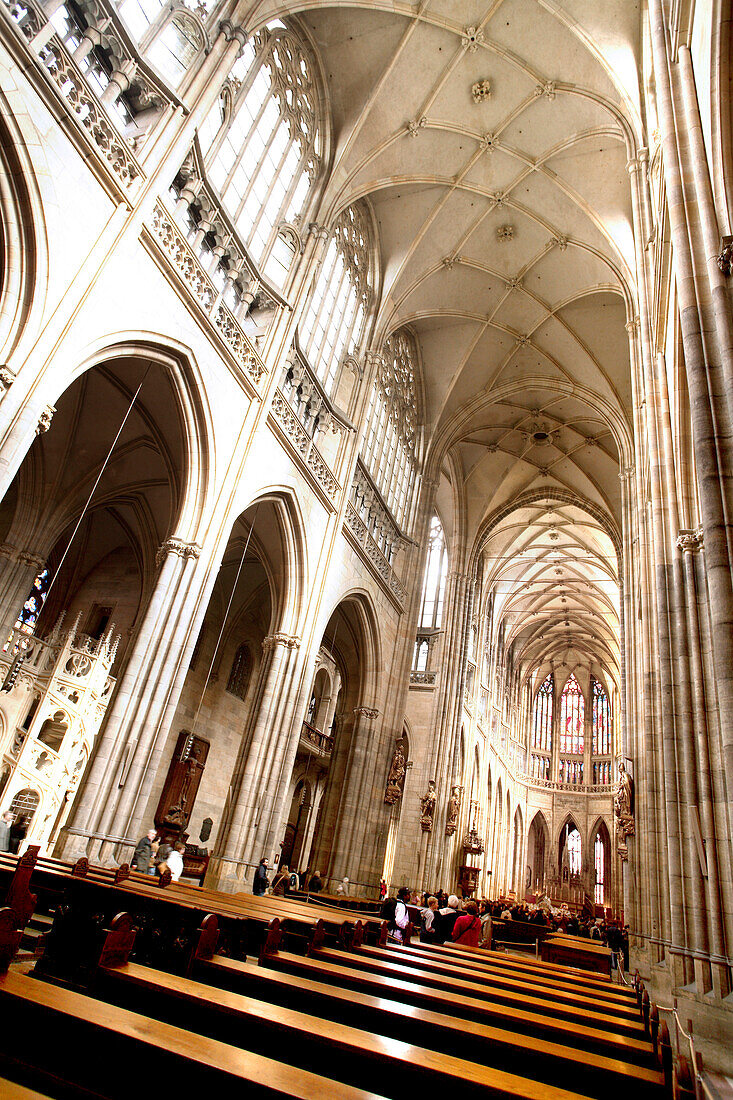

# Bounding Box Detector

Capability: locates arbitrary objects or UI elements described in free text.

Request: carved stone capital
[308,223,330,240]
[625,316,640,334]
[36,405,55,435]
[354,706,379,720]
[717,236,733,277]
[676,527,704,553]
[0,366,16,390]
[262,632,301,652]
[618,465,635,483]
[155,538,202,567]
[17,550,46,569]
[219,19,248,48]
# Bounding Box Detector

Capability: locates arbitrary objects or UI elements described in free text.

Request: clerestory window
[201,27,321,282]
[299,203,373,395]
[532,674,553,753]
[419,516,448,630]
[361,329,419,528]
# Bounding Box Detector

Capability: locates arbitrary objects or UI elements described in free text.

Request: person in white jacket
[166,841,186,881]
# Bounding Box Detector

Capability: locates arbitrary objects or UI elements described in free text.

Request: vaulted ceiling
[254,0,641,686]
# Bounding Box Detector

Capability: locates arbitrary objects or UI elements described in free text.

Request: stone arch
[527,810,550,895]
[590,816,612,907]
[511,805,524,896]
[558,813,582,877]
[0,84,49,369]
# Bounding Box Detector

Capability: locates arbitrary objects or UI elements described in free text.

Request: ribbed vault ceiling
[254,0,639,685]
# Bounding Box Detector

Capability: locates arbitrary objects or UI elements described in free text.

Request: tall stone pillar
[213,632,302,884]
[59,537,203,861]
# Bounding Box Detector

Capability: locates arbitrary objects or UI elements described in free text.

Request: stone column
[59,538,203,861]
[214,632,302,883]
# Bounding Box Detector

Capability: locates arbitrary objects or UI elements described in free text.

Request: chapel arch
[527,810,550,896]
[146,493,300,848]
[301,590,382,887]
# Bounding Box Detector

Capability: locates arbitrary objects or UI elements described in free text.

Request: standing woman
[253,857,270,896]
[452,900,481,947]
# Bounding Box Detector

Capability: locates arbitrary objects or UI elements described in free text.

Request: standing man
[132,829,157,873]
[0,811,13,852]
[253,857,270,895]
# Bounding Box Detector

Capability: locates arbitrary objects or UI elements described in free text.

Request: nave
[0,846,693,1100]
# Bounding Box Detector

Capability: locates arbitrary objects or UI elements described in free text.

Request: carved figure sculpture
[445,785,461,836]
[614,761,635,860]
[420,779,436,832]
[384,739,407,805]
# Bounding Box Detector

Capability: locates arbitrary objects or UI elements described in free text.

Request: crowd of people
[380,889,630,969]
[0,809,30,853]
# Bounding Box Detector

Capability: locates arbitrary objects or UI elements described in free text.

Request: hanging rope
[190,504,260,738]
[42,363,152,609]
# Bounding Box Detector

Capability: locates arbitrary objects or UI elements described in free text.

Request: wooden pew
[541,933,612,975]
[199,947,658,1070]
[90,957,663,1099]
[0,969,382,1100]
[350,940,639,1021]
[414,937,634,1000]
[303,939,645,1039]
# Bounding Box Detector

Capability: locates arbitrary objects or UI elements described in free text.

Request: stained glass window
[559,674,584,754]
[5,567,52,652]
[531,754,550,780]
[593,761,611,785]
[592,677,611,755]
[532,674,553,752]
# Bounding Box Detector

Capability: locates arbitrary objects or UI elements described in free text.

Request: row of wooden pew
[0,849,691,1099]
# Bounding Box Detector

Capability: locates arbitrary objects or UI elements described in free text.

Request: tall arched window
[532,674,553,753]
[419,516,448,629]
[361,329,419,528]
[592,677,611,755]
[559,674,584,755]
[594,830,606,905]
[200,25,321,281]
[299,203,373,395]
[226,644,251,700]
[567,827,581,875]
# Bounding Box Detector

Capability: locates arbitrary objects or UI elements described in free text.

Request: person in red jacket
[452,900,481,947]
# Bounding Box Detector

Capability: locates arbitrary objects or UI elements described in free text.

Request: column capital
[353,706,379,720]
[155,538,202,567]
[625,316,640,334]
[308,223,330,241]
[219,20,248,49]
[0,366,16,391]
[17,550,45,568]
[262,632,301,652]
[36,404,55,435]
[676,527,704,553]
[618,465,635,483]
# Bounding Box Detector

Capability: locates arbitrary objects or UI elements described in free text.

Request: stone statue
[614,761,635,860]
[384,738,407,805]
[445,785,461,836]
[420,779,436,832]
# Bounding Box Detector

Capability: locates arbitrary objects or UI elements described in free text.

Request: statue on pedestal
[445,785,461,836]
[614,761,635,860]
[384,738,407,805]
[420,779,436,832]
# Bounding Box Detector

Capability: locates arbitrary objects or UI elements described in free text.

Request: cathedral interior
[1,0,733,1083]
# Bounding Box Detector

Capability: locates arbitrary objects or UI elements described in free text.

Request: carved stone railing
[351,459,402,563]
[410,670,437,686]
[283,340,353,443]
[269,388,340,504]
[344,502,407,606]
[147,201,266,389]
[519,774,613,794]
[0,0,144,191]
[301,721,333,755]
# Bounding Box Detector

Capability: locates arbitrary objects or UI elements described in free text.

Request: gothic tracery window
[594,830,606,905]
[199,26,321,282]
[361,329,419,528]
[532,674,553,753]
[419,516,448,630]
[592,677,611,755]
[567,827,581,875]
[559,674,584,755]
[299,203,373,395]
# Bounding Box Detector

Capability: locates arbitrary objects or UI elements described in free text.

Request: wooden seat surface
[0,968,384,1100]
[307,943,644,1038]
[200,952,655,1067]
[353,941,638,1018]
[93,959,612,1100]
